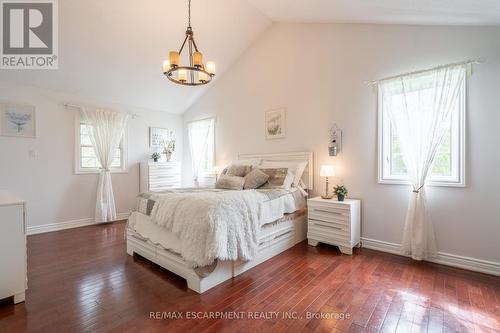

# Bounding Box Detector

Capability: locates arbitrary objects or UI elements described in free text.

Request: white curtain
[187,118,214,184]
[81,108,129,223]
[380,65,466,260]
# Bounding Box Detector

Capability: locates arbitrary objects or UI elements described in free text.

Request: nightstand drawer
[307,230,351,247]
[308,219,350,238]
[308,208,350,224]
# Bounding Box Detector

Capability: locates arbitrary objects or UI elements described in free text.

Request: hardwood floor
[0,221,499,333]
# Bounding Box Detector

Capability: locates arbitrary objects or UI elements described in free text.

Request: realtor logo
[1,0,58,69]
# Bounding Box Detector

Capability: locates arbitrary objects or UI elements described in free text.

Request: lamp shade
[320,165,335,177]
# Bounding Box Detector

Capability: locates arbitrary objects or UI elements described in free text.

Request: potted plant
[334,185,348,201]
[151,152,161,162]
[162,138,176,162]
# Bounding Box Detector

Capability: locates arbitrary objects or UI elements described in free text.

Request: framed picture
[265,108,286,139]
[149,127,172,148]
[0,102,36,138]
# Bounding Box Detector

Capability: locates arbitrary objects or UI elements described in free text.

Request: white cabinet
[307,197,361,255]
[140,161,181,192]
[0,191,27,304]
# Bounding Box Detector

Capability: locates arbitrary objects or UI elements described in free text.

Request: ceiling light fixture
[162,0,215,86]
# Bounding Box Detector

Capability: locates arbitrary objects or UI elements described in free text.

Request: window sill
[378,178,466,188]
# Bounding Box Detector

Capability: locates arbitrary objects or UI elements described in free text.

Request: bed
[126,151,313,293]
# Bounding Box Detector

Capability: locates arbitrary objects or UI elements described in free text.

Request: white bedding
[258,187,306,225]
[130,187,306,267]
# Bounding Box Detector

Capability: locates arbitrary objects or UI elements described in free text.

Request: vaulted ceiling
[0,0,271,114]
[248,0,500,26]
[2,0,499,114]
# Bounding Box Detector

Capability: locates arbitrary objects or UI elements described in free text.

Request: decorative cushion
[226,164,252,177]
[215,175,245,190]
[243,168,270,189]
[259,167,294,189]
[260,160,308,187]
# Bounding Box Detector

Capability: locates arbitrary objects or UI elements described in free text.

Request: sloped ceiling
[3,0,499,114]
[0,0,271,114]
[247,0,500,26]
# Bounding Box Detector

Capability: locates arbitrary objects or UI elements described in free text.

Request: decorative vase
[153,157,159,162]
[164,152,172,162]
[337,194,345,201]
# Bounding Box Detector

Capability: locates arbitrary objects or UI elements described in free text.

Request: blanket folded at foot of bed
[147,188,265,268]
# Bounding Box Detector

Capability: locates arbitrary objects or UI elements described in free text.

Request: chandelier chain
[188,0,191,27]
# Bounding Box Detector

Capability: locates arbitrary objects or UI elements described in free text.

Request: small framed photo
[149,127,172,148]
[0,102,36,138]
[265,108,286,139]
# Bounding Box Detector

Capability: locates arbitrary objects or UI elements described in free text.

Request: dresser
[140,161,181,192]
[307,197,361,255]
[0,191,27,303]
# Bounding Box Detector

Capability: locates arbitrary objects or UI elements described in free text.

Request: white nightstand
[307,197,361,255]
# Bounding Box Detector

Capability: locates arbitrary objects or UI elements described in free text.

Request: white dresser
[307,197,361,255]
[0,191,27,303]
[140,161,181,192]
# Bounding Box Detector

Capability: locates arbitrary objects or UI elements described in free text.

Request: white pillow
[260,160,307,187]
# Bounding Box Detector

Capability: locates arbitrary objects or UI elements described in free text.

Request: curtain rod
[63,102,139,119]
[366,58,485,86]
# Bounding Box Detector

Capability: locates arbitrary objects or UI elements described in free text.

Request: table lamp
[320,165,335,199]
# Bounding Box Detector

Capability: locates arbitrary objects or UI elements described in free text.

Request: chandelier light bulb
[206,61,216,75]
[169,51,179,67]
[163,60,170,73]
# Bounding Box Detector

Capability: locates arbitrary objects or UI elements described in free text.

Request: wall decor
[0,102,36,138]
[150,127,173,148]
[328,124,342,156]
[265,108,286,139]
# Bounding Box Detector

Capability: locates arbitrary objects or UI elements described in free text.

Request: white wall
[0,82,183,229]
[183,23,500,264]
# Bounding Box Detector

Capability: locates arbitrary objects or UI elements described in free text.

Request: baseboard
[361,237,500,277]
[27,212,130,235]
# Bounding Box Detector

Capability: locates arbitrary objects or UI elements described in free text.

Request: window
[187,118,215,183]
[378,71,465,187]
[75,121,128,174]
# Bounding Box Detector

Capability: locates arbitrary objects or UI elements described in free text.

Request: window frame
[74,116,129,175]
[377,78,466,187]
[194,117,216,177]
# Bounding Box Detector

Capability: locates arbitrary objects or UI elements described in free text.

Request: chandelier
[162,0,215,86]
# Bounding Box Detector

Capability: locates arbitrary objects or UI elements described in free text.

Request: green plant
[334,185,348,196]
[151,152,161,160]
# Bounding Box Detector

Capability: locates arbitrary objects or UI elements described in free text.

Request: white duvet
[150,189,265,267]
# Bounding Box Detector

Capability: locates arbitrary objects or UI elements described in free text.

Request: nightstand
[307,197,361,255]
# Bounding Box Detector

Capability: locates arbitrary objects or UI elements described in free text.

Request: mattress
[128,208,307,256]
[136,187,306,226]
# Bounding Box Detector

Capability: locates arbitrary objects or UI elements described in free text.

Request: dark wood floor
[0,222,499,333]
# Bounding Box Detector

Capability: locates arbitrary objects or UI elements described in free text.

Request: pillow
[221,158,261,176]
[243,168,269,189]
[226,164,252,177]
[258,167,294,189]
[215,175,245,190]
[260,160,307,187]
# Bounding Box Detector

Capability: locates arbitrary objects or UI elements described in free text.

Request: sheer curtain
[379,65,466,260]
[80,108,129,223]
[187,118,214,185]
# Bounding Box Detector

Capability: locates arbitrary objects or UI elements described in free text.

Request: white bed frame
[126,151,313,293]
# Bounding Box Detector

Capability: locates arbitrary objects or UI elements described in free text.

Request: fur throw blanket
[150,189,264,267]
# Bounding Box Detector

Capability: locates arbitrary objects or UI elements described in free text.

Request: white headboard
[238,151,314,190]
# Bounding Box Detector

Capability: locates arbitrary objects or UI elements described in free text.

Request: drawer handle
[314,209,343,215]
[312,220,343,230]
